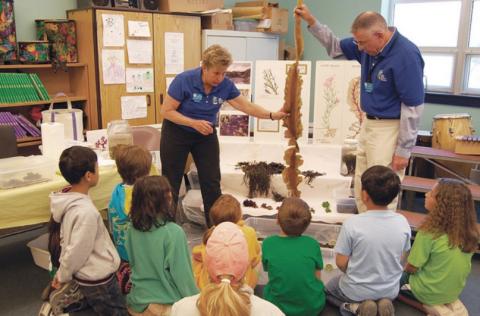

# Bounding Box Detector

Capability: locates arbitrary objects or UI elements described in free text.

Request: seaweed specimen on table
[301,170,326,187]
[236,161,286,198]
[272,191,285,202]
[281,0,305,198]
[243,199,258,208]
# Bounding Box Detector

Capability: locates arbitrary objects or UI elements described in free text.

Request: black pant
[160,120,221,227]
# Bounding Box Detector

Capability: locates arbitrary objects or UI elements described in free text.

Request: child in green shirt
[262,197,326,316]
[125,175,198,315]
[404,178,479,313]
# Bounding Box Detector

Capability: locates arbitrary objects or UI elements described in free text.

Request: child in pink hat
[171,222,284,316]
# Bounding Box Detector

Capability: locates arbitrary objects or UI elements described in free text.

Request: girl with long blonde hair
[171,222,284,316]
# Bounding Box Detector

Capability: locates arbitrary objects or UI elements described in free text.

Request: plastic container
[182,189,206,226]
[186,169,200,190]
[0,155,56,189]
[107,120,133,159]
[320,247,342,284]
[27,233,51,271]
[257,245,342,285]
[244,217,341,247]
[333,187,358,214]
[341,139,358,176]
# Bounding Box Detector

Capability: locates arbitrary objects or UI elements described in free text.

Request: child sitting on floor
[192,194,261,290]
[50,146,127,315]
[262,197,326,316]
[109,144,152,294]
[328,165,411,316]
[403,178,479,316]
[171,222,284,316]
[126,175,198,316]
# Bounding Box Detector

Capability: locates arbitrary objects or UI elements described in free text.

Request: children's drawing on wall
[263,69,279,95]
[102,49,126,84]
[219,113,249,137]
[126,68,154,93]
[102,14,125,47]
[346,77,363,138]
[254,61,311,144]
[314,61,362,145]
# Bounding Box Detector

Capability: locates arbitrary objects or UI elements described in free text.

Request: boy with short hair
[329,165,411,316]
[50,146,127,315]
[109,145,152,294]
[262,197,326,316]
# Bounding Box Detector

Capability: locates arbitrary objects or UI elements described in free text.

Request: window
[391,0,480,96]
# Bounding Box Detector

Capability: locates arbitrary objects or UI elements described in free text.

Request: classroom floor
[1,219,479,316]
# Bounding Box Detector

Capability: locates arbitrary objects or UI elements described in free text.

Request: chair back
[131,126,160,151]
[0,125,18,158]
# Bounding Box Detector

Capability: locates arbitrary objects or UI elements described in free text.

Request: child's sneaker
[377,298,395,316]
[357,300,377,316]
[340,302,359,314]
[49,281,83,316]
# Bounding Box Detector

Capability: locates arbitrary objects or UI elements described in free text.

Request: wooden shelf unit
[0,61,93,148]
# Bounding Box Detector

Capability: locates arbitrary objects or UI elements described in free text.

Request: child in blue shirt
[108,144,152,293]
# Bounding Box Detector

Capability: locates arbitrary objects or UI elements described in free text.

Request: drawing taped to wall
[254,60,311,144]
[313,61,362,144]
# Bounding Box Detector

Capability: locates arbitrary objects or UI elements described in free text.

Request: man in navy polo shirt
[160,45,287,227]
[296,6,424,214]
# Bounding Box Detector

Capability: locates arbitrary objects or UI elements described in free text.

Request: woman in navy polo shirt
[160,45,287,227]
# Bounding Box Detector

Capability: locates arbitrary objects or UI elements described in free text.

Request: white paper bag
[42,93,83,141]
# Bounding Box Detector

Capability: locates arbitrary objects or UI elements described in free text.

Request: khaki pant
[128,304,172,316]
[354,119,405,212]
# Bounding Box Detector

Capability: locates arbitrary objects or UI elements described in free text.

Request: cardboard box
[159,0,224,13]
[257,7,288,34]
[202,11,233,30]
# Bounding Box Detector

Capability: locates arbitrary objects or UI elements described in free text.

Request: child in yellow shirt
[192,194,261,289]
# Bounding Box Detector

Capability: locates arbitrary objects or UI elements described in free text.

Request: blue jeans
[78,276,128,316]
[325,274,360,316]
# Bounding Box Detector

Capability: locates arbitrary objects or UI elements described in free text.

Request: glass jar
[107,120,133,159]
[341,138,358,176]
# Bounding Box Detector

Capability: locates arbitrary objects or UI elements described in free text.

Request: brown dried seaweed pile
[236,161,286,197]
[281,0,305,198]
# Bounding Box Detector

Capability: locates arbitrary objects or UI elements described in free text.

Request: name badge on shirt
[364,82,373,93]
[192,93,203,103]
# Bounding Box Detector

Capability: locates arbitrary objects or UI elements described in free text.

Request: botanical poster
[254,61,311,144]
[313,61,363,144]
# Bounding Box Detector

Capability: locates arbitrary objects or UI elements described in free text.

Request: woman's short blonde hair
[202,45,233,69]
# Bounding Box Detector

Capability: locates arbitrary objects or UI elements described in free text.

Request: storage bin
[257,245,342,285]
[244,217,341,247]
[27,233,51,271]
[0,0,17,63]
[18,41,50,64]
[186,169,200,190]
[333,187,357,214]
[182,189,206,226]
[0,155,56,189]
[320,247,342,284]
[35,19,77,63]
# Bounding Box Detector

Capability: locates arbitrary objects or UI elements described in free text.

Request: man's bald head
[351,11,388,34]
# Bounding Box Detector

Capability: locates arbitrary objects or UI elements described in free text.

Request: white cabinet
[202,30,279,61]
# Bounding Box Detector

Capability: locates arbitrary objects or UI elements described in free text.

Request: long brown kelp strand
[281,0,304,197]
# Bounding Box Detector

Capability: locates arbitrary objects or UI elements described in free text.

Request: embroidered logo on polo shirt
[212,96,224,105]
[192,93,203,103]
[377,70,387,82]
